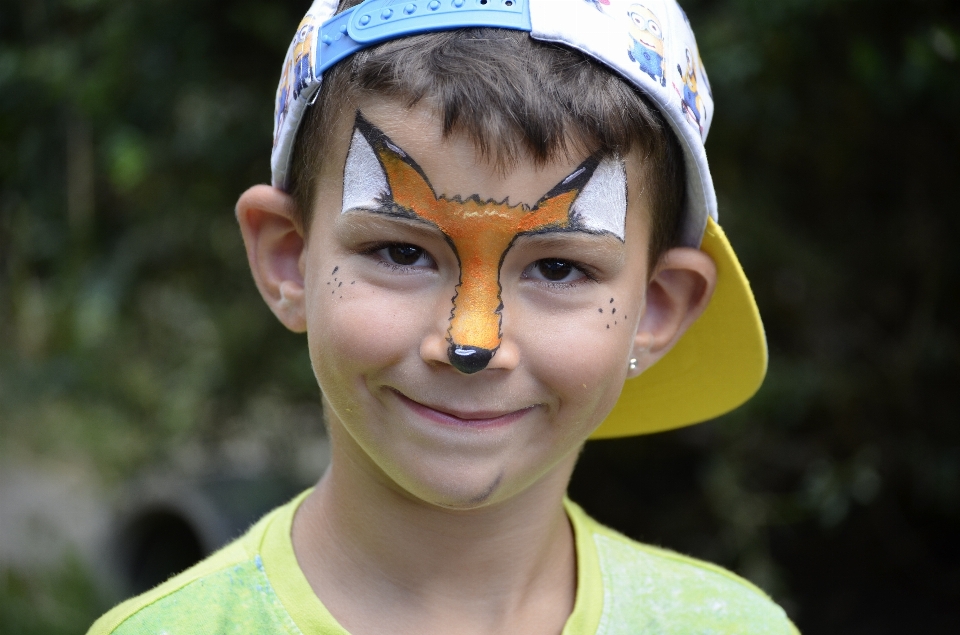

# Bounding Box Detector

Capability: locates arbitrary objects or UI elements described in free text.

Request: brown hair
[288,2,686,268]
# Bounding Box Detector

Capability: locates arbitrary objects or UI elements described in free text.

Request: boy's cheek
[520,310,632,410]
[304,267,428,369]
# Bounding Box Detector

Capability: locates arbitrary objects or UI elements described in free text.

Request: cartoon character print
[626,4,667,87]
[676,47,704,133]
[585,0,667,87]
[291,18,318,100]
[274,12,321,146]
[675,4,712,97]
[342,114,628,374]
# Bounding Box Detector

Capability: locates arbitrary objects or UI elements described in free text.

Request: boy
[90,0,796,633]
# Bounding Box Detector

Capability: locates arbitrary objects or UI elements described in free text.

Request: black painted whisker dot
[338,282,342,287]
[609,298,614,303]
[351,281,356,284]
[332,266,339,274]
[612,308,616,314]
[599,308,603,313]
[606,325,610,329]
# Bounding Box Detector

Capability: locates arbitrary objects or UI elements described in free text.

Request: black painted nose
[448,345,495,374]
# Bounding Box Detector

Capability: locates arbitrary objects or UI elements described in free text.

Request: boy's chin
[381,451,572,513]
[409,480,507,511]
[386,459,514,511]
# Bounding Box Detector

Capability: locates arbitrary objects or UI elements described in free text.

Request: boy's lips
[390,389,536,428]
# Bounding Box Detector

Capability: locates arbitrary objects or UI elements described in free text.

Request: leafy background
[1,0,958,633]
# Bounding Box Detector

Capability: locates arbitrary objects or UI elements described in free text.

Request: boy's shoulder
[566,500,800,635]
[87,503,302,635]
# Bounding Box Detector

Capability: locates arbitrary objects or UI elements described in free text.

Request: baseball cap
[269,0,767,438]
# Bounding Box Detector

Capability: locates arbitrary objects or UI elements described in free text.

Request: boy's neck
[291,428,579,635]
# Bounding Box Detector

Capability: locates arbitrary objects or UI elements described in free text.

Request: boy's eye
[524,259,588,284]
[377,244,433,268]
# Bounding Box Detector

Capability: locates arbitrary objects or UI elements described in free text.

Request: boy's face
[293,97,656,509]
[242,94,716,510]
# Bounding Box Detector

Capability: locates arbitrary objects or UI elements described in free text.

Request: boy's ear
[235,184,307,333]
[628,247,717,377]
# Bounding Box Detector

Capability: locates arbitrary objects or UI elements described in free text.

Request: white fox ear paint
[342,126,390,214]
[570,156,628,240]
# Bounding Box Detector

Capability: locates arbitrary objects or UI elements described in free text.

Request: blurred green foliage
[0,0,318,480]
[1,0,958,633]
[0,554,104,635]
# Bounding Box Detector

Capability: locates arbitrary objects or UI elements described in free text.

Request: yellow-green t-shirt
[88,490,799,634]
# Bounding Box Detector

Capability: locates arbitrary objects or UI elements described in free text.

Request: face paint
[341,113,628,374]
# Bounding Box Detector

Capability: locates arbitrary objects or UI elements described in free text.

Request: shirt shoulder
[569,503,800,635]
[87,505,302,635]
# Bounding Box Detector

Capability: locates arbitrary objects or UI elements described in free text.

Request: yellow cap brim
[590,218,767,438]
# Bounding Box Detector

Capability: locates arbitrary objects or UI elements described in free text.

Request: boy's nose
[447,344,495,374]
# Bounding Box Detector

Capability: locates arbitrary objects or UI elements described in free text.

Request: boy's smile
[392,389,537,429]
[294,98,654,508]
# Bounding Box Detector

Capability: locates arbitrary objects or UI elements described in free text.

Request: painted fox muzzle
[341,113,628,374]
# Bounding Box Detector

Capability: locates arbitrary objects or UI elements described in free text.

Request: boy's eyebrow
[516,226,625,243]
[335,206,446,241]
[513,228,627,265]
[342,198,402,218]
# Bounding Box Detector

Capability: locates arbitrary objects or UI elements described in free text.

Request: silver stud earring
[628,358,638,371]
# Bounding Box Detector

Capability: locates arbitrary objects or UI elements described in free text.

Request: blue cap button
[404,3,417,14]
[321,34,333,45]
[453,0,465,7]
[358,14,371,25]
[428,0,440,9]
[381,8,393,19]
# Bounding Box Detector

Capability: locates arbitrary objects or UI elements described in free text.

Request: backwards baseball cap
[269,0,767,438]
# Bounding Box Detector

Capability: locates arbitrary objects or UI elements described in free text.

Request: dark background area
[1,0,958,633]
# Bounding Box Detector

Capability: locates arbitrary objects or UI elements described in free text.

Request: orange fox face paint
[341,113,628,374]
